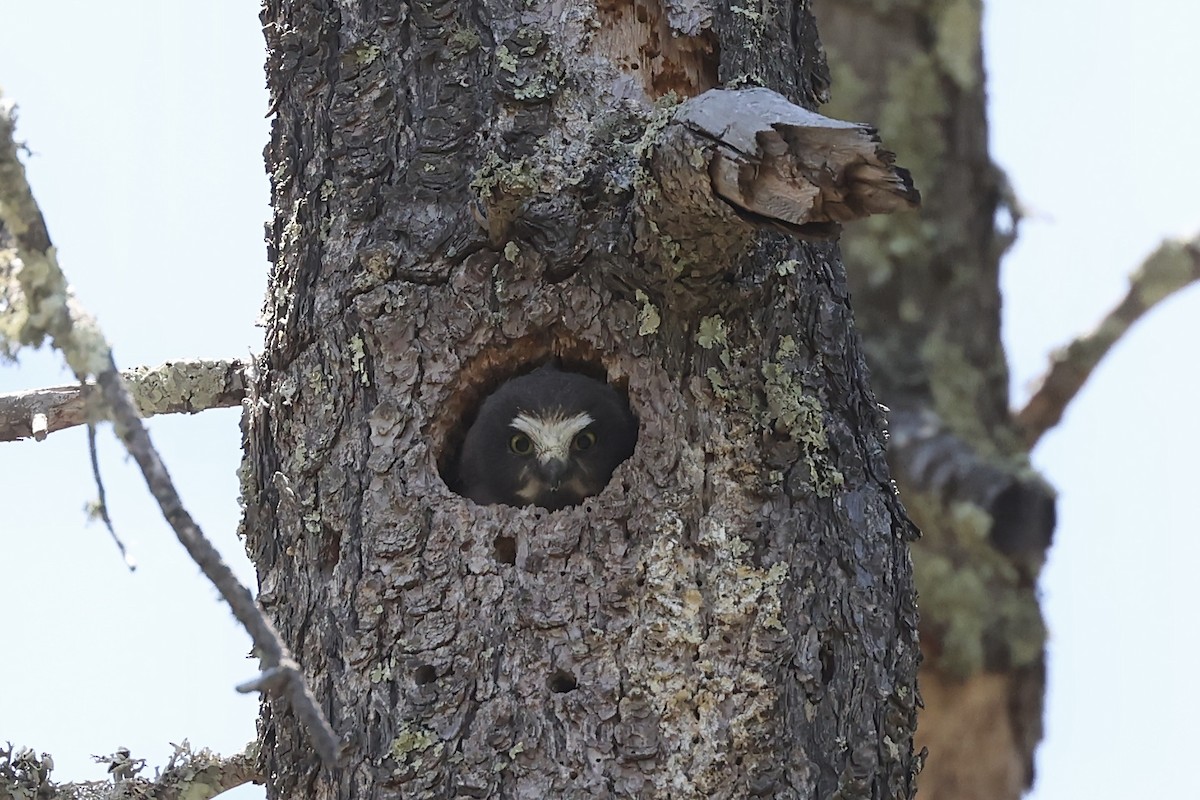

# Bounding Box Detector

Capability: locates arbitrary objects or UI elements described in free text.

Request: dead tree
[242,0,920,797]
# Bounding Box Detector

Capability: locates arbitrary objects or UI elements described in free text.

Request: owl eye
[509,433,534,455]
[572,430,597,451]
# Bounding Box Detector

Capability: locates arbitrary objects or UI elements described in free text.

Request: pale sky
[1,3,1197,798]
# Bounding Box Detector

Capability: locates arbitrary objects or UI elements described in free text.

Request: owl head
[455,364,637,510]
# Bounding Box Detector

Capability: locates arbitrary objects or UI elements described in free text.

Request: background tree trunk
[812,2,1053,798]
[245,0,919,797]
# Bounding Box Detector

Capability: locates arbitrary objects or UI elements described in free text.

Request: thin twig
[86,420,137,571]
[95,363,341,764]
[0,94,340,765]
[1015,233,1200,448]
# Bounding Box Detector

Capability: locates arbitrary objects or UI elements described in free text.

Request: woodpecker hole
[548,669,578,693]
[493,535,517,565]
[414,665,437,685]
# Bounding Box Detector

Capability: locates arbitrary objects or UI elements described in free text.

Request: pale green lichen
[696,315,727,350]
[496,45,518,73]
[762,353,845,497]
[907,491,1045,678]
[471,151,540,236]
[635,290,661,336]
[630,94,684,197]
[447,26,480,56]
[1134,239,1195,306]
[348,335,368,385]
[820,44,870,120]
[503,241,520,262]
[124,360,237,416]
[880,53,948,196]
[934,0,982,91]
[306,365,327,395]
[350,43,381,66]
[630,512,790,794]
[390,723,440,759]
[282,199,305,250]
[513,73,547,100]
[920,333,994,452]
[705,367,735,401]
[0,244,110,376]
[370,658,395,683]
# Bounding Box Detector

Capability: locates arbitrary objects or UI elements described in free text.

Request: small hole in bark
[735,756,744,766]
[414,665,437,685]
[820,645,835,683]
[548,670,578,693]
[493,535,517,564]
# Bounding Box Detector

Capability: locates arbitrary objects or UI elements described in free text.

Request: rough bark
[245,1,920,799]
[811,1,1053,798]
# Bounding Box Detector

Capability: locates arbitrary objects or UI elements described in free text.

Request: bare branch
[631,87,919,283]
[86,421,137,570]
[1015,233,1200,448]
[0,358,248,443]
[0,96,339,765]
[1,742,262,800]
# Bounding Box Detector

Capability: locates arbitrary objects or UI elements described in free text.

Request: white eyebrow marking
[511,411,593,463]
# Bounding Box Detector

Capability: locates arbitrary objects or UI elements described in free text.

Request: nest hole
[434,337,638,512]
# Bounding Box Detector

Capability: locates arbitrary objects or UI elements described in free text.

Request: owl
[456,364,637,510]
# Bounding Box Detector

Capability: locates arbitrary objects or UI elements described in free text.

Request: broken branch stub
[650,87,919,246]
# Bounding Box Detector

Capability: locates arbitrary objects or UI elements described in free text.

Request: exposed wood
[590,0,719,98]
[669,88,919,236]
[915,671,1035,800]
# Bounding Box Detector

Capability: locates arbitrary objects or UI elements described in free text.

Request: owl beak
[542,457,568,490]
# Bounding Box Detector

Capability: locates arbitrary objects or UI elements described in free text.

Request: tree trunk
[812,2,1054,798]
[244,1,920,798]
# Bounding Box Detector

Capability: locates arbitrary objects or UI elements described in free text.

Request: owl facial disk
[510,411,594,467]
